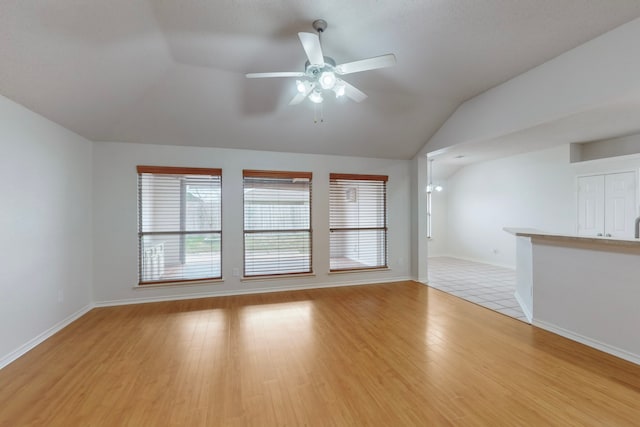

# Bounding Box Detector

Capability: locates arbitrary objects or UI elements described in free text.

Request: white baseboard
[95,276,414,307]
[0,304,94,370]
[428,254,515,270]
[513,291,532,323]
[534,319,640,366]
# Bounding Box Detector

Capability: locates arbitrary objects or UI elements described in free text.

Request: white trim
[241,272,316,282]
[428,254,515,270]
[134,278,224,289]
[513,291,532,323]
[534,319,640,366]
[573,168,637,178]
[328,267,391,275]
[95,276,413,307]
[0,304,94,370]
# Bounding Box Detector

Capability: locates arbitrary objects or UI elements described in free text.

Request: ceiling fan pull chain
[313,103,324,124]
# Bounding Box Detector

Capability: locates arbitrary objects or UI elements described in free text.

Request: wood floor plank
[1,281,639,426]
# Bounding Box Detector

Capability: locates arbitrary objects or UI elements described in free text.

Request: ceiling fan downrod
[312,19,327,49]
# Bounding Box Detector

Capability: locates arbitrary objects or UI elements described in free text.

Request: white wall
[532,240,640,364]
[92,142,412,304]
[410,156,428,283]
[0,95,93,367]
[441,144,640,268]
[570,153,640,179]
[443,145,575,267]
[514,236,533,322]
[427,187,448,257]
[576,133,640,162]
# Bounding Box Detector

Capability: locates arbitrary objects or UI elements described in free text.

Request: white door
[577,175,605,236]
[604,172,637,238]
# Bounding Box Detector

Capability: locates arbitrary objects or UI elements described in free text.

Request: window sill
[134,278,224,289]
[328,267,391,275]
[241,272,316,282]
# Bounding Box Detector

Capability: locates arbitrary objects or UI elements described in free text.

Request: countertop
[503,227,640,248]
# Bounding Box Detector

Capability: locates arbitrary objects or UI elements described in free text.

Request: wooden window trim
[137,165,222,176]
[330,173,388,182]
[139,276,222,286]
[329,266,389,274]
[241,271,315,280]
[244,170,312,179]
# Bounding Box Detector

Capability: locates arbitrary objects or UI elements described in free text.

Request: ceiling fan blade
[343,81,368,103]
[289,92,308,105]
[335,54,396,75]
[246,72,305,79]
[298,32,324,66]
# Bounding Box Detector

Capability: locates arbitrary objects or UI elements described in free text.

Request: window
[329,173,388,271]
[137,166,222,285]
[243,170,312,277]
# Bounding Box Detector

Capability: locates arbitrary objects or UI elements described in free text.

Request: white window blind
[329,173,388,271]
[137,166,222,285]
[243,170,312,277]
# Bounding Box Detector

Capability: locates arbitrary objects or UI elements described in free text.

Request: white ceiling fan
[246,19,396,105]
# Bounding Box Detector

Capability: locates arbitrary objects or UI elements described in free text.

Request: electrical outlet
[232,268,240,277]
[57,289,64,303]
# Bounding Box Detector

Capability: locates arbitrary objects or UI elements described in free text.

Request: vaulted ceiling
[2,1,640,159]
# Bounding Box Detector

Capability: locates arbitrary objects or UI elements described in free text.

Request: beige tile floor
[427,256,528,323]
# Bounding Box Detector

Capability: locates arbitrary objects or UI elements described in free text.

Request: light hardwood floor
[1,281,639,426]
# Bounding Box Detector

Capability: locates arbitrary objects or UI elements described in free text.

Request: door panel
[577,175,604,236]
[604,172,636,238]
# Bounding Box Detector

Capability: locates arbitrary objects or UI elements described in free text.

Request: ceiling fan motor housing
[304,57,336,76]
[312,19,327,33]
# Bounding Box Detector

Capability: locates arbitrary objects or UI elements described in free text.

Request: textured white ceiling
[2,0,640,159]
[431,93,640,175]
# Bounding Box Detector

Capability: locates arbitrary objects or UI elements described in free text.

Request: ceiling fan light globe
[309,90,323,104]
[296,80,306,93]
[319,71,336,89]
[334,81,346,98]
